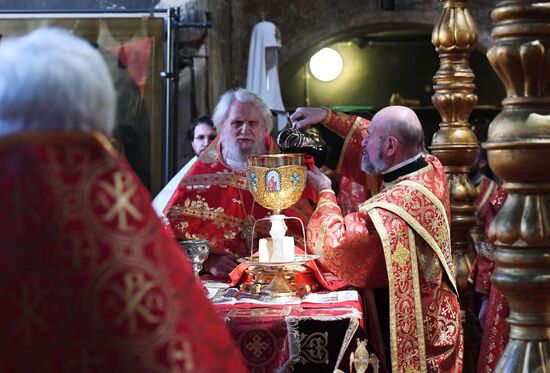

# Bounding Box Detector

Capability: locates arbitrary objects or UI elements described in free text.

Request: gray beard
[221,135,266,172]
[361,144,387,175]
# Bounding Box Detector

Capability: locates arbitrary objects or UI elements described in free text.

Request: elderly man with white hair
[164,88,313,277]
[0,28,246,373]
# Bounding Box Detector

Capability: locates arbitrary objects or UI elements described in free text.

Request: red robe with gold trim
[308,152,463,372]
[322,109,380,204]
[475,186,509,373]
[0,132,246,372]
[165,136,312,258]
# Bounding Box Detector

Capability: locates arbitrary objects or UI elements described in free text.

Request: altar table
[204,280,365,373]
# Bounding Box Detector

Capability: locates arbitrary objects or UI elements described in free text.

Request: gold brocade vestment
[307,154,463,373]
[0,131,246,372]
[165,137,311,258]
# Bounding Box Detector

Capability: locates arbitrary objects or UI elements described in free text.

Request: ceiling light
[309,47,343,82]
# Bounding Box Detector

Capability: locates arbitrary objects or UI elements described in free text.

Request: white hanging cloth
[246,21,287,130]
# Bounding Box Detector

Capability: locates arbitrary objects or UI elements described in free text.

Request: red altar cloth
[208,285,365,373]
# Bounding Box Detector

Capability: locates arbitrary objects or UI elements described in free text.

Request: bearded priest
[294,105,463,373]
[164,88,312,277]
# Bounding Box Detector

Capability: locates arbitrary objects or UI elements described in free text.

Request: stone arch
[281,10,440,67]
[280,9,493,69]
[229,0,495,97]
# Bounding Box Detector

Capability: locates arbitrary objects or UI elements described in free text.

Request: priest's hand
[204,253,239,277]
[307,166,332,193]
[290,107,329,129]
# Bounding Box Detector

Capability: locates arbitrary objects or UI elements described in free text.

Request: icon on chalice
[244,153,318,301]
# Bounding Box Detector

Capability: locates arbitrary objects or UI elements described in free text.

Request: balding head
[361,105,425,175]
[371,105,424,157]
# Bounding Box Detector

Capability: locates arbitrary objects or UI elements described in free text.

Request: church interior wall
[0,0,505,187]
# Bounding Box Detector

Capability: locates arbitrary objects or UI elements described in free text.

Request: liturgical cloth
[0,132,246,372]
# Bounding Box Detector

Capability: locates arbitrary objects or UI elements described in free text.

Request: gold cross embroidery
[108,271,164,334]
[245,334,270,358]
[393,242,410,269]
[97,171,143,231]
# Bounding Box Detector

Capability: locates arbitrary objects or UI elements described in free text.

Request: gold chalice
[245,154,311,300]
[247,153,307,213]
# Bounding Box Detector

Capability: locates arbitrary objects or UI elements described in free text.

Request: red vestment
[470,175,499,296]
[309,111,463,372]
[0,132,246,372]
[165,136,312,258]
[474,186,509,373]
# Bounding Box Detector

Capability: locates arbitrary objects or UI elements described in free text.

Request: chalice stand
[244,154,317,301]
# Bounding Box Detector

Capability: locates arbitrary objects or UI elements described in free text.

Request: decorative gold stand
[259,267,294,297]
[239,254,318,302]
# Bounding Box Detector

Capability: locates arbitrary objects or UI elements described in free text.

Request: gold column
[485,1,550,371]
[430,1,480,371]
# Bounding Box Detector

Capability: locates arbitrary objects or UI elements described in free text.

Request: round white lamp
[309,47,343,82]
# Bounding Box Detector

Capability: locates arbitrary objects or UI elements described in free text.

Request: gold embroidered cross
[97,171,143,231]
[393,242,410,268]
[108,271,164,334]
[245,334,270,358]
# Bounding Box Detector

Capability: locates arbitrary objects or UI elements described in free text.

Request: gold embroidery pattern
[96,171,144,231]
[183,195,223,213]
[182,170,247,190]
[393,242,410,268]
[226,307,291,318]
[417,243,441,285]
[171,200,240,228]
[55,231,100,273]
[239,329,276,364]
[245,334,270,359]
[224,229,239,241]
[200,147,217,164]
[407,227,428,373]
[0,133,245,372]
[436,225,447,246]
[176,221,189,233]
[46,145,93,178]
[362,197,456,295]
[299,331,329,364]
[396,180,454,281]
[94,265,169,337]
[168,335,195,371]
[366,205,430,373]
[315,214,344,258]
[11,279,58,345]
[367,210,399,373]
[365,178,461,372]
[86,167,153,238]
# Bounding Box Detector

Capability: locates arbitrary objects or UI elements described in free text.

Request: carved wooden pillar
[485,1,550,371]
[430,1,480,371]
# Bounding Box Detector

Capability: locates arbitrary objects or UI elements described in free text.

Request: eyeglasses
[194,135,216,141]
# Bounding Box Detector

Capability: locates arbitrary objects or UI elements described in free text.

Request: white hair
[0,28,116,136]
[212,88,273,133]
